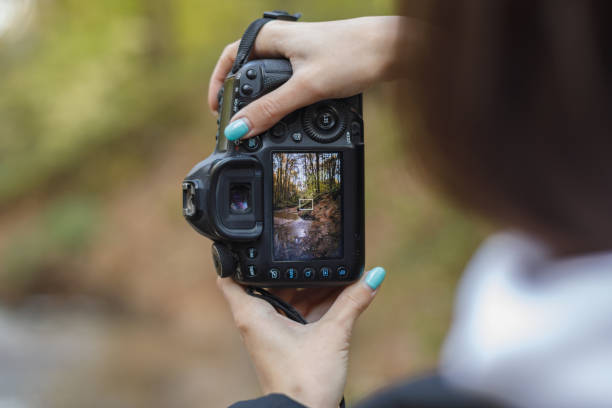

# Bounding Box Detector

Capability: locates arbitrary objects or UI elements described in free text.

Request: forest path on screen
[273,193,341,260]
[273,152,343,260]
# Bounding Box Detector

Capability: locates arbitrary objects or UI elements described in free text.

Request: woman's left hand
[217,267,386,408]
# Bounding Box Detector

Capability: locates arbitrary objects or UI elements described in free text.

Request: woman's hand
[217,267,386,408]
[208,16,417,140]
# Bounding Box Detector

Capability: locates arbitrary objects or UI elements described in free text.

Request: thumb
[223,76,318,141]
[321,267,386,330]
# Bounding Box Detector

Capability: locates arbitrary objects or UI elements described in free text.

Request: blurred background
[0,1,485,407]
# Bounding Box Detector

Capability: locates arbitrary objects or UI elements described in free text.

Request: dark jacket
[229,374,505,408]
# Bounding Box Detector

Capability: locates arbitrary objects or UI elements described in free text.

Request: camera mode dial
[302,101,348,143]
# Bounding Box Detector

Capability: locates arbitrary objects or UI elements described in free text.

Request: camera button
[243,136,261,152]
[246,69,257,80]
[285,267,298,280]
[246,247,257,259]
[316,110,337,131]
[271,122,286,139]
[336,266,348,279]
[246,265,257,278]
[319,266,331,279]
[268,268,280,280]
[241,84,253,96]
[302,267,315,280]
[351,121,361,137]
[291,132,303,143]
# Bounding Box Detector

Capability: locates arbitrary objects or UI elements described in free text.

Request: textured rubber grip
[262,72,291,94]
[260,59,292,95]
[262,58,293,73]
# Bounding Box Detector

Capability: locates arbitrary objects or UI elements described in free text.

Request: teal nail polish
[224,119,249,141]
[364,267,386,290]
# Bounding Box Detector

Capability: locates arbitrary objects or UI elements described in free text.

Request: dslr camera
[182,17,364,287]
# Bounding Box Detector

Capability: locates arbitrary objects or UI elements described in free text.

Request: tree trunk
[316,153,320,194]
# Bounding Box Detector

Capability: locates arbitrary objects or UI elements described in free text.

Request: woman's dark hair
[401,1,612,253]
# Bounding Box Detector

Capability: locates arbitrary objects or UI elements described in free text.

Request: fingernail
[224,118,249,141]
[364,267,386,290]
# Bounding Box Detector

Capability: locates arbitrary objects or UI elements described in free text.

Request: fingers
[207,21,291,114]
[216,277,276,331]
[321,267,386,330]
[223,75,320,141]
[208,41,239,113]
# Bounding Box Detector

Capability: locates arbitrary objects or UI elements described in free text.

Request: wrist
[262,376,342,408]
[373,16,428,81]
[284,391,339,408]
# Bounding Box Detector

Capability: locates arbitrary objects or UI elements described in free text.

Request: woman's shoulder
[354,374,505,408]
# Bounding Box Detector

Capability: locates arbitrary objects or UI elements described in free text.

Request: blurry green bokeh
[0,0,395,204]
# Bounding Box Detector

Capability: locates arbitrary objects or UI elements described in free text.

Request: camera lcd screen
[272,152,343,261]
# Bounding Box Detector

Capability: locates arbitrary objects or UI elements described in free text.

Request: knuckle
[223,42,235,54]
[233,310,251,334]
[344,290,367,314]
[320,316,350,337]
[222,42,238,59]
[296,73,324,100]
[306,81,325,100]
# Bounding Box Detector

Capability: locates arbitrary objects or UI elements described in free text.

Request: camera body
[182,59,364,286]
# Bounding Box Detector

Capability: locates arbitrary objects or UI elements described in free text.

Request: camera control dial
[302,101,348,143]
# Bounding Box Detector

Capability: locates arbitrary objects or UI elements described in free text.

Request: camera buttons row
[240,131,303,153]
[244,266,348,280]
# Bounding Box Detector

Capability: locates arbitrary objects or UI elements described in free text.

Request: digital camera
[182,58,365,286]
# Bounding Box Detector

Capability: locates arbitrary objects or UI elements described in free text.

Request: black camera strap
[245,286,346,408]
[230,11,301,74]
[245,286,307,324]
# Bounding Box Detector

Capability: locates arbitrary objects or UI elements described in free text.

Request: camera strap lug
[230,11,301,74]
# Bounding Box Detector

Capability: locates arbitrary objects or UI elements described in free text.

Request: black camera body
[182,58,364,286]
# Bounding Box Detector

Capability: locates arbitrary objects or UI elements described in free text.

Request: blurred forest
[0,1,484,407]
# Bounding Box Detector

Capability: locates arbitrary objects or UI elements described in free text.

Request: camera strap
[230,11,301,74]
[245,286,306,324]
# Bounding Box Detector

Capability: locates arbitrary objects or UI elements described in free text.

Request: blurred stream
[0,298,104,408]
[0,294,260,408]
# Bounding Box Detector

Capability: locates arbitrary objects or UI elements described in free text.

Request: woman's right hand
[208,16,416,140]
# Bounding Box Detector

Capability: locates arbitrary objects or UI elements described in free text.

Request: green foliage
[0,0,396,293]
[0,0,394,205]
[1,194,100,296]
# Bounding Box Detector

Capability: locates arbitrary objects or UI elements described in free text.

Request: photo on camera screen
[273,152,343,261]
